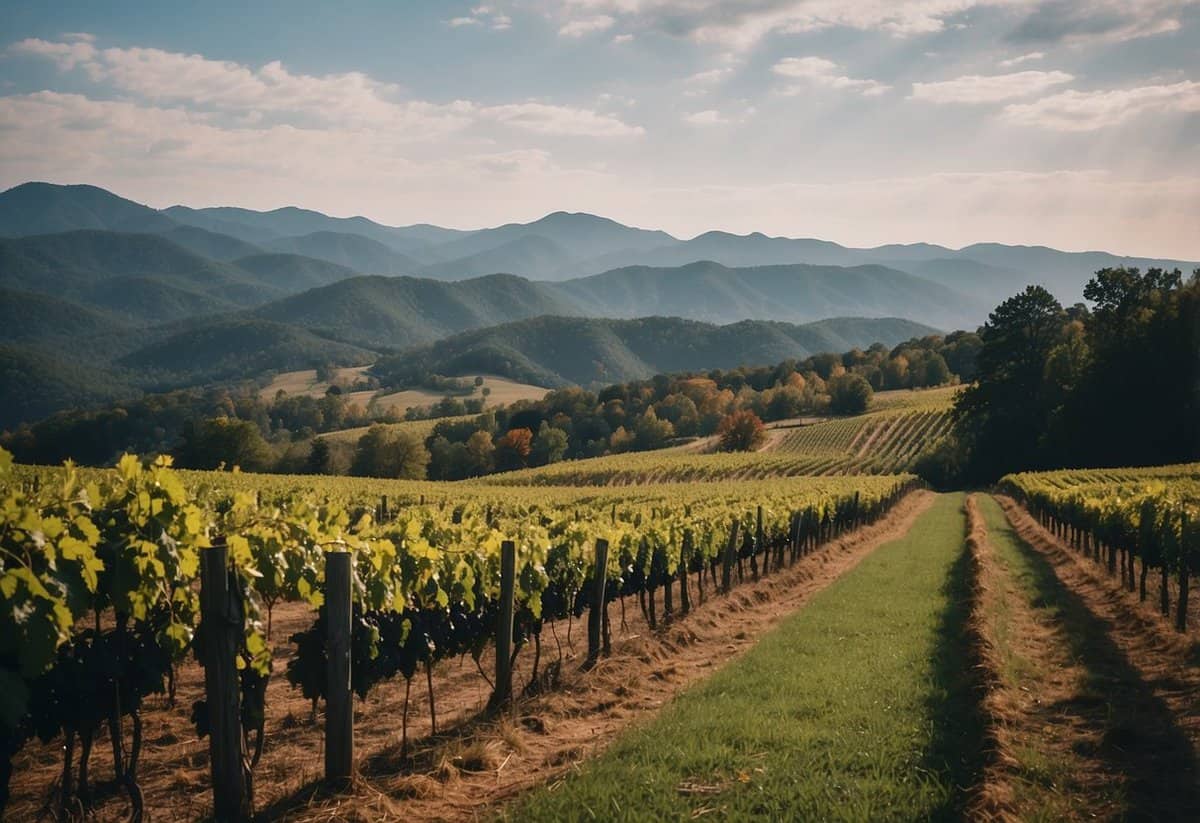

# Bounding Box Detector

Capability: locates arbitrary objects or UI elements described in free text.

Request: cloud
[1002,80,1200,130]
[612,33,634,43]
[998,51,1044,67]
[483,101,644,136]
[543,1,988,49]
[683,109,728,125]
[11,37,643,138]
[559,15,616,36]
[772,56,890,96]
[1007,0,1193,45]
[447,5,512,29]
[911,70,1073,103]
[9,37,98,71]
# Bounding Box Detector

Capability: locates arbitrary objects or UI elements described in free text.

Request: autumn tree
[494,427,534,471]
[716,409,766,452]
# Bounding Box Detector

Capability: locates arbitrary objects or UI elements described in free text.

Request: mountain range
[2,180,1195,429]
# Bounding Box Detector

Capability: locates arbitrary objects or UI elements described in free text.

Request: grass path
[505,493,982,821]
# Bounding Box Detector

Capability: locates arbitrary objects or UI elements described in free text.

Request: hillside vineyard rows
[0,446,915,818]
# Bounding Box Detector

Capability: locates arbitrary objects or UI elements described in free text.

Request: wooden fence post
[324,552,354,784]
[493,540,517,705]
[199,538,248,821]
[722,519,739,594]
[679,535,691,616]
[586,539,609,667]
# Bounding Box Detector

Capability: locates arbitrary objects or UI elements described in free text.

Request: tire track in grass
[504,494,983,822]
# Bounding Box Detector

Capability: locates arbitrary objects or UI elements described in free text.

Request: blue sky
[1,1,1197,257]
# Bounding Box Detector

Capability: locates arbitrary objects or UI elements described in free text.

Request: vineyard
[0,447,915,819]
[767,406,954,474]
[4,435,1199,820]
[1000,463,1200,630]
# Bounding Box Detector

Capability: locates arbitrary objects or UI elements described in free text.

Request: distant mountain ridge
[4,180,1198,429]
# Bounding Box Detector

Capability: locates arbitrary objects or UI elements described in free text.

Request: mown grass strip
[505,493,981,822]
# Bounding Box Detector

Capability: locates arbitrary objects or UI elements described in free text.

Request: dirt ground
[6,493,934,822]
[983,495,1200,820]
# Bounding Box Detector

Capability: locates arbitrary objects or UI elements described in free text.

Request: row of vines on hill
[0,448,916,818]
[1001,465,1200,630]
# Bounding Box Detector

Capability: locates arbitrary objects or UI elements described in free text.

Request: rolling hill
[418,235,573,281]
[117,318,376,389]
[264,231,419,274]
[164,203,469,255]
[552,260,986,330]
[428,211,674,268]
[372,315,940,389]
[0,182,173,237]
[252,272,579,349]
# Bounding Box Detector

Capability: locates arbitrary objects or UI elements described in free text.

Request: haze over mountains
[2,180,1195,428]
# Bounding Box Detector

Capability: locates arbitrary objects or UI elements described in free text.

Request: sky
[0,0,1197,258]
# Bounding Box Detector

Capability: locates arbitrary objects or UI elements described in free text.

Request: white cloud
[998,51,1044,68]
[612,33,634,43]
[1002,81,1200,130]
[559,15,616,36]
[483,101,644,136]
[910,70,1073,103]
[773,56,890,96]
[447,5,512,29]
[1007,0,1194,45]
[9,37,98,71]
[684,109,728,125]
[544,1,988,49]
[11,37,643,138]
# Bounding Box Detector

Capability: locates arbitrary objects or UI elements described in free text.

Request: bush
[828,374,873,415]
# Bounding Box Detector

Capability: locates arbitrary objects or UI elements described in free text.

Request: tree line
[917,267,1200,486]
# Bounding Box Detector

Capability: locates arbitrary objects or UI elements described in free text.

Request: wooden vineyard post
[1177,510,1190,633]
[722,518,739,594]
[493,540,517,705]
[324,552,354,784]
[199,538,249,821]
[757,505,768,577]
[678,534,691,616]
[586,539,609,668]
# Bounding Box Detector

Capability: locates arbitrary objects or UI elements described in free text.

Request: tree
[306,437,332,474]
[465,429,495,475]
[921,353,951,387]
[176,416,273,471]
[954,285,1064,481]
[828,374,873,415]
[350,424,430,479]
[633,408,674,450]
[531,422,569,466]
[716,409,766,452]
[494,428,534,471]
[474,375,485,387]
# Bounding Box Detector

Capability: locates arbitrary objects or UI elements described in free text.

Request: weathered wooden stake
[324,551,353,784]
[199,539,248,820]
[586,539,609,667]
[493,540,517,704]
[722,519,739,594]
[757,505,767,576]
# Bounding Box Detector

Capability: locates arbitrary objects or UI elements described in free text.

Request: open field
[373,375,550,414]
[258,365,374,404]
